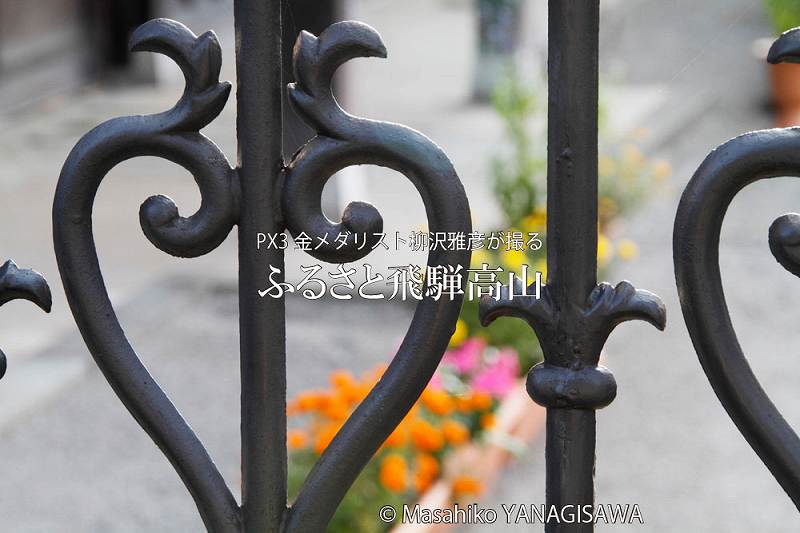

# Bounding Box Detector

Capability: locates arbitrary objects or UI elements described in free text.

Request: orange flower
[287,429,308,450]
[295,391,323,412]
[421,388,454,416]
[379,454,408,493]
[350,382,372,404]
[470,391,493,412]
[452,475,482,496]
[320,395,350,421]
[456,395,474,413]
[414,470,435,493]
[384,423,408,448]
[314,423,340,454]
[442,420,469,445]
[330,369,357,390]
[416,453,439,479]
[480,413,496,430]
[410,419,444,452]
[362,364,388,385]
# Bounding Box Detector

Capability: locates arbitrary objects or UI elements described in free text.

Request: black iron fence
[674,25,800,514]
[0,0,793,531]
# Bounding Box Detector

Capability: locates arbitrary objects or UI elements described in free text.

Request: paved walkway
[0,0,798,531]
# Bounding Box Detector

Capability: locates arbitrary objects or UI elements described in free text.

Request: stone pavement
[0,0,797,531]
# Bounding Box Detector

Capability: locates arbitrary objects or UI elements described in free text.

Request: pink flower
[443,338,487,374]
[427,371,443,390]
[470,348,519,398]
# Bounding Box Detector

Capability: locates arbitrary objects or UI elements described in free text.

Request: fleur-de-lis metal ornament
[479,3,665,531]
[54,3,470,531]
[675,27,800,511]
[0,260,51,379]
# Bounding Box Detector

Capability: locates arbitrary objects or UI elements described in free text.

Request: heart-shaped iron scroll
[280,22,471,531]
[54,19,241,532]
[674,28,800,512]
[53,16,469,533]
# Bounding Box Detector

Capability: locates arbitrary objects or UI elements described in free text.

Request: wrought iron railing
[675,27,800,513]
[8,0,799,530]
[0,261,50,379]
[53,2,470,532]
[479,3,665,532]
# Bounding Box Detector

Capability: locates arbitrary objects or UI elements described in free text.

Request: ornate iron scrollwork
[674,28,800,511]
[480,280,665,410]
[54,19,240,532]
[0,260,51,379]
[474,3,665,530]
[53,15,469,533]
[281,21,471,532]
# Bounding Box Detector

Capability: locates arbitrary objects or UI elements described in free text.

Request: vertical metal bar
[545,2,600,532]
[234,1,286,532]
[546,0,599,300]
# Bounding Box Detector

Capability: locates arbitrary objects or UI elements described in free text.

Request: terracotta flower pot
[770,61,800,126]
[754,36,800,126]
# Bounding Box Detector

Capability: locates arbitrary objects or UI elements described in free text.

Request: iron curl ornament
[53,8,470,533]
[674,27,800,512]
[0,260,51,380]
[478,3,665,532]
[282,21,471,532]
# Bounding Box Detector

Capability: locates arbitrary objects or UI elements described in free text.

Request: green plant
[765,0,800,35]
[456,69,670,367]
[489,71,545,228]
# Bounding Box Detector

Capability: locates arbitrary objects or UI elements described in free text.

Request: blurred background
[1,0,800,531]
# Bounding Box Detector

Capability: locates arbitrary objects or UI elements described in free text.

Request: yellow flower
[597,234,614,266]
[449,319,468,348]
[522,208,547,233]
[621,144,645,168]
[598,196,619,224]
[617,239,639,261]
[534,259,547,283]
[598,155,617,178]
[653,159,672,183]
[501,249,527,272]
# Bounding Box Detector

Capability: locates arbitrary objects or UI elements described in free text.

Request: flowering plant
[456,71,670,364]
[765,0,800,35]
[286,71,671,532]
[287,341,520,532]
